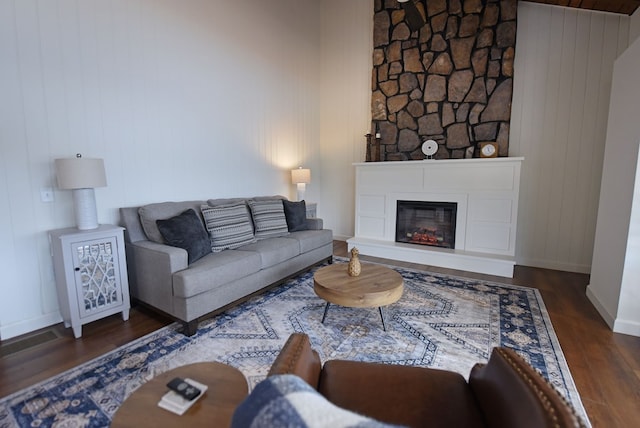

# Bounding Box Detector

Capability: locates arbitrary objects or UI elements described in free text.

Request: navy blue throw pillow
[283,200,308,232]
[156,209,211,264]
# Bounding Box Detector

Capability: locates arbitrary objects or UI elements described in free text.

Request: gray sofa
[119,196,333,336]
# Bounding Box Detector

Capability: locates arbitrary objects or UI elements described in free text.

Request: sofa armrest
[469,347,585,428]
[130,240,189,273]
[125,240,189,317]
[305,218,323,230]
[268,333,322,389]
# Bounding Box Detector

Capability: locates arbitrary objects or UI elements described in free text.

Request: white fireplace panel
[359,167,423,190]
[470,198,513,223]
[467,225,512,253]
[359,194,386,215]
[358,216,386,239]
[349,158,523,277]
[424,164,517,191]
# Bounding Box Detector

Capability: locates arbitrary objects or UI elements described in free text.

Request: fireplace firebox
[395,200,457,248]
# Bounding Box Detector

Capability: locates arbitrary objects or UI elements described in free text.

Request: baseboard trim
[613,319,640,337]
[586,285,616,329]
[515,257,591,274]
[0,313,62,341]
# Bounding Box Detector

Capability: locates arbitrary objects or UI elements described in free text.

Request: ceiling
[523,0,640,15]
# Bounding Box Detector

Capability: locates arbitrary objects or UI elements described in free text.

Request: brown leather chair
[268,333,586,428]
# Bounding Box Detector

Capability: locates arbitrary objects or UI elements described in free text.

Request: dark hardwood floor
[1,241,638,427]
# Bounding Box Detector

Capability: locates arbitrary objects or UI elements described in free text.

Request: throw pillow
[248,199,290,240]
[283,199,308,232]
[201,202,256,252]
[156,209,211,264]
[231,374,398,428]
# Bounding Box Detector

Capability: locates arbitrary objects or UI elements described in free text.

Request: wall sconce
[55,154,107,230]
[291,167,311,201]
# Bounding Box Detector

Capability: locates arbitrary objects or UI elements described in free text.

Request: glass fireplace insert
[395,200,457,248]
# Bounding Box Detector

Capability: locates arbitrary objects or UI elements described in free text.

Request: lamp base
[72,188,99,230]
[296,183,306,202]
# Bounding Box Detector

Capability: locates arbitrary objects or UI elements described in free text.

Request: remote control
[166,377,201,401]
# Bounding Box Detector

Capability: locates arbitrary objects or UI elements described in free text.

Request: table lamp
[291,167,310,202]
[55,154,107,230]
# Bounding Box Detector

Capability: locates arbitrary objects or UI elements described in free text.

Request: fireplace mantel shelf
[353,157,525,167]
[347,157,524,277]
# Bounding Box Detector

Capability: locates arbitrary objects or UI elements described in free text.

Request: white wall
[509,2,630,272]
[587,35,640,337]
[318,0,373,240]
[0,0,322,339]
[630,7,640,43]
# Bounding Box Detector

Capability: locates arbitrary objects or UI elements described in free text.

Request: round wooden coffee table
[313,262,404,331]
[111,362,248,428]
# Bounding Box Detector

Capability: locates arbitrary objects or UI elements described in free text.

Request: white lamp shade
[55,157,107,189]
[291,168,310,184]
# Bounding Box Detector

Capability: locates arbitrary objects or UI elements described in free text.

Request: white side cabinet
[49,225,131,338]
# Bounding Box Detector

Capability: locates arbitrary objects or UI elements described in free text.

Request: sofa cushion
[201,203,257,252]
[288,229,333,253]
[283,200,308,232]
[248,199,290,240]
[138,201,207,244]
[156,209,211,264]
[172,250,262,298]
[236,237,300,268]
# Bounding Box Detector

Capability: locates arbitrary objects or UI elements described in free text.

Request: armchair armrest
[268,333,322,389]
[469,347,585,428]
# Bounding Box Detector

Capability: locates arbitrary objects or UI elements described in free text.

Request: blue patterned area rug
[0,260,589,427]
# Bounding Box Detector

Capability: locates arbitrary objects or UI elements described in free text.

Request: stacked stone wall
[371,0,517,160]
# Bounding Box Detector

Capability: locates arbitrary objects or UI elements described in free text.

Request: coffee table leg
[379,307,388,331]
[321,302,331,323]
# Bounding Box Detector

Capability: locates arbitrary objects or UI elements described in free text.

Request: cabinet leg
[122,308,130,321]
[72,325,82,338]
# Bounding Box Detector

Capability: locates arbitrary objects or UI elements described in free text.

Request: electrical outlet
[41,187,54,202]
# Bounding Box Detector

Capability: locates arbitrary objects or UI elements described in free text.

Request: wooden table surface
[111,362,248,428]
[313,262,404,308]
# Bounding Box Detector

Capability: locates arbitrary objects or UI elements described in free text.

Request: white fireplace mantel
[347,157,524,277]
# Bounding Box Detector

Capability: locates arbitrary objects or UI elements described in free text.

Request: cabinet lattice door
[72,237,123,317]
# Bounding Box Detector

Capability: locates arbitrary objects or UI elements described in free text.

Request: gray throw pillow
[283,200,308,232]
[248,199,290,240]
[201,202,257,252]
[156,209,211,264]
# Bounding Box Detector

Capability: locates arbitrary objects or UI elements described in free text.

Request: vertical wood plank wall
[510,2,630,272]
[0,0,323,339]
[318,0,373,241]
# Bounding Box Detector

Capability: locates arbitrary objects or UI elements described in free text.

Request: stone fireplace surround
[347,157,523,277]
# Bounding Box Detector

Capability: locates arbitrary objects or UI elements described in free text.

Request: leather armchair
[268,333,586,428]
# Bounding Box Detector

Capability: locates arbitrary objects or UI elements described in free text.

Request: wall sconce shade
[291,168,310,184]
[55,155,107,230]
[291,167,311,202]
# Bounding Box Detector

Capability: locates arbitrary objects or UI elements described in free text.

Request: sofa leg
[328,256,333,264]
[183,320,199,336]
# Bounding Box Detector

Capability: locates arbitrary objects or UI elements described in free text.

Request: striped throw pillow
[201,203,256,252]
[248,199,290,240]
